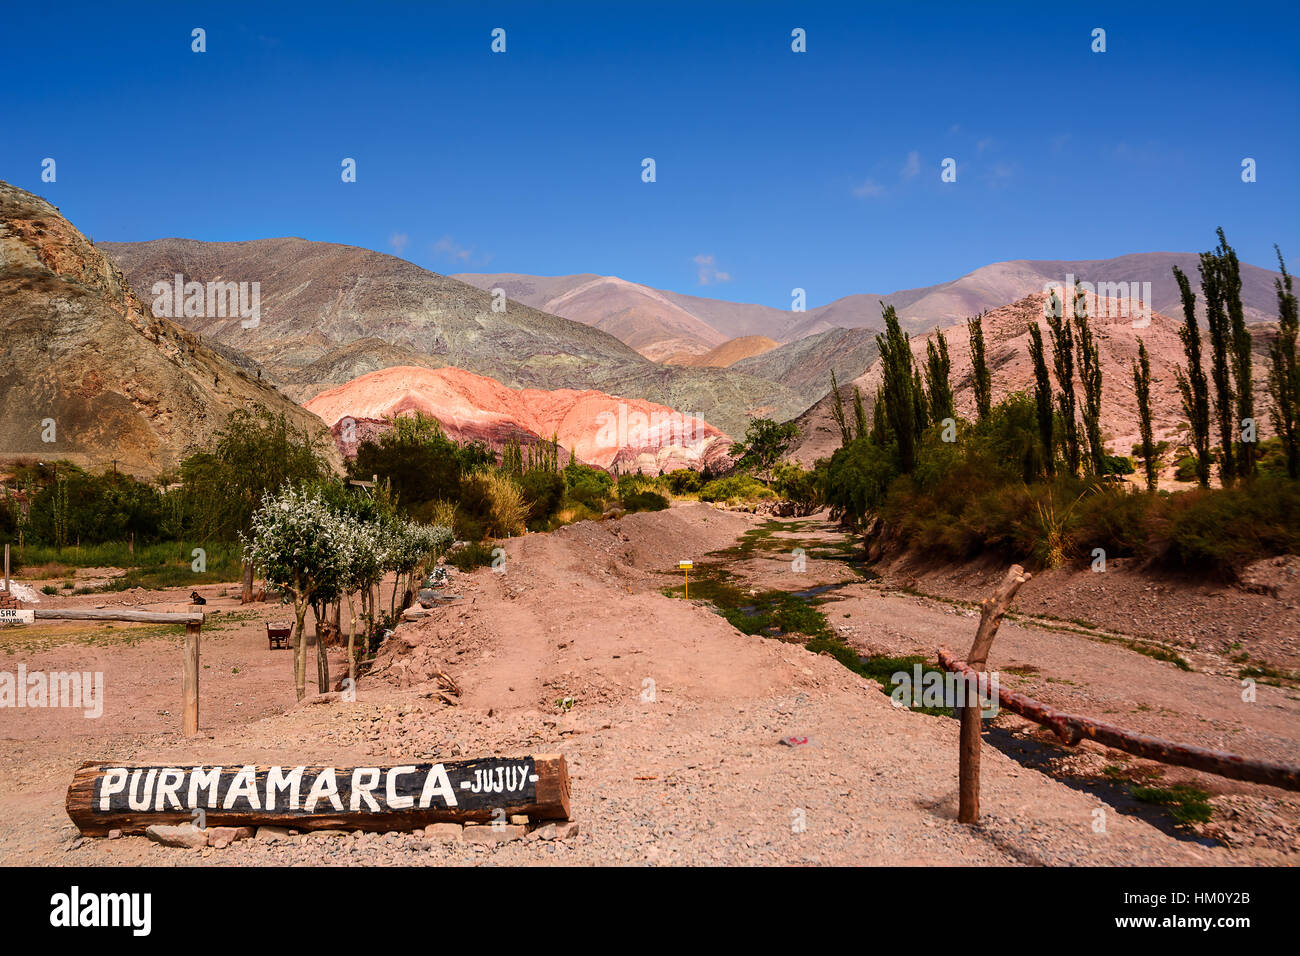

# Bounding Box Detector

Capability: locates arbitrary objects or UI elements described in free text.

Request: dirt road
[0,503,1295,865]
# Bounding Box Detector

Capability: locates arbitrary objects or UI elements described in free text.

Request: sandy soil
[0,503,1295,865]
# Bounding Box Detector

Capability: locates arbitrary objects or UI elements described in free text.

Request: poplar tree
[1133,338,1157,491]
[1173,266,1212,487]
[1267,246,1299,479]
[875,305,918,472]
[912,369,928,437]
[967,311,992,420]
[853,386,870,439]
[1199,246,1237,484]
[829,370,852,447]
[1216,229,1256,479]
[924,330,955,425]
[1027,321,1055,477]
[871,385,890,445]
[1074,289,1105,475]
[1046,289,1081,476]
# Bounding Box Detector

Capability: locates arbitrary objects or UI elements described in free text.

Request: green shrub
[446,540,499,572]
[622,490,669,513]
[664,469,702,495]
[457,469,528,539]
[771,461,825,515]
[518,469,565,527]
[698,475,776,505]
[564,462,615,511]
[1158,477,1300,574]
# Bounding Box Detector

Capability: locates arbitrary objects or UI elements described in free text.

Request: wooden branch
[66,755,571,835]
[939,648,1300,792]
[959,564,1032,823]
[34,609,204,624]
[965,564,1032,668]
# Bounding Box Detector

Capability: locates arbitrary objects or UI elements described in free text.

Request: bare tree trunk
[241,560,254,604]
[345,591,357,692]
[292,598,308,701]
[311,601,330,694]
[957,565,1032,824]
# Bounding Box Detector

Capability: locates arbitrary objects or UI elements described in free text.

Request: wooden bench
[266,622,293,650]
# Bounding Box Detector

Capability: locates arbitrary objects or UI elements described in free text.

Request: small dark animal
[189,591,206,605]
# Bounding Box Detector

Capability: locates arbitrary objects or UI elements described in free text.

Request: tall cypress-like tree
[871,385,890,445]
[1045,290,1081,476]
[924,330,955,425]
[1027,321,1056,477]
[1268,246,1300,479]
[875,305,918,472]
[829,370,852,447]
[1074,287,1105,475]
[1199,246,1237,485]
[852,386,869,439]
[1215,229,1256,479]
[1133,338,1157,491]
[967,312,992,420]
[1173,266,1212,487]
[912,369,928,437]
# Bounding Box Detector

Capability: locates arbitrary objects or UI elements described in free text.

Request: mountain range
[458,252,1284,359]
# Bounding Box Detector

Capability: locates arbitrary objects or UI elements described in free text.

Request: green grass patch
[1129,784,1214,825]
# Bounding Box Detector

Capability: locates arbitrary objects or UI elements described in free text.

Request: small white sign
[678,560,693,570]
[0,609,33,625]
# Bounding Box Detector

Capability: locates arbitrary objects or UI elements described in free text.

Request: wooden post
[957,564,1031,824]
[3,543,8,593]
[183,604,202,737]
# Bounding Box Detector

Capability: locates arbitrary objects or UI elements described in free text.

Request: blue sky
[3,1,1298,309]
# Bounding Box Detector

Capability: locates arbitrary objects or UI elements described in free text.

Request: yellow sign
[678,561,692,598]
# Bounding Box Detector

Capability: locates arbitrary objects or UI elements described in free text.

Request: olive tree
[243,486,349,701]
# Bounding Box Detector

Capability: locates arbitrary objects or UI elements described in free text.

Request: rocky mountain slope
[730,327,881,414]
[787,290,1277,466]
[103,240,807,437]
[0,183,336,476]
[664,335,779,367]
[303,365,734,473]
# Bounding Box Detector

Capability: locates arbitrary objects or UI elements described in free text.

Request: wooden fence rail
[938,647,1300,793]
[30,605,204,736]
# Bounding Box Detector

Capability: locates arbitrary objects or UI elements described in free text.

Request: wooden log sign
[66,755,571,836]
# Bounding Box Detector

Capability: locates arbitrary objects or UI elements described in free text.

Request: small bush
[699,475,776,505]
[518,470,565,527]
[664,469,702,495]
[457,469,527,538]
[564,462,615,511]
[622,490,669,513]
[771,460,824,516]
[446,540,499,572]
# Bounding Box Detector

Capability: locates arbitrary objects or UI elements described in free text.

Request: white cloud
[852,178,886,199]
[901,151,921,179]
[693,254,731,285]
[389,232,409,255]
[433,235,474,264]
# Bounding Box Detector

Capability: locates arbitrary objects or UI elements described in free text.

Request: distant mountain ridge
[458,252,1285,357]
